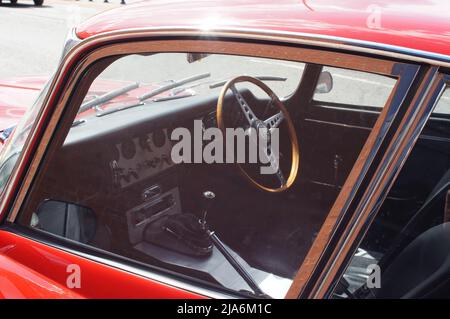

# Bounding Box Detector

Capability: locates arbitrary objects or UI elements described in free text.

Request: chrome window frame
[0,27,443,299]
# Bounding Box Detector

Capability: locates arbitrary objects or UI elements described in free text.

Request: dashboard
[111,128,174,188]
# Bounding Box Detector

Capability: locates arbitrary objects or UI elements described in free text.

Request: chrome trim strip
[70,250,236,299]
[419,134,450,143]
[311,104,382,116]
[60,27,82,62]
[74,27,450,67]
[304,118,373,131]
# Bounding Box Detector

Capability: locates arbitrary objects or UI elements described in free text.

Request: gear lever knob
[202,190,215,208]
[201,191,215,226]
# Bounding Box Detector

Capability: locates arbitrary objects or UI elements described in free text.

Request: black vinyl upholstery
[375,222,450,298]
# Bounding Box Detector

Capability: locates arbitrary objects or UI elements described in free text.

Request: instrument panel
[110,128,175,188]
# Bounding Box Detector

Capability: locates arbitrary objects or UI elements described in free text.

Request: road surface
[0,0,118,78]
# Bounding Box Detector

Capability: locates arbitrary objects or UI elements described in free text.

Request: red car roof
[76,0,450,58]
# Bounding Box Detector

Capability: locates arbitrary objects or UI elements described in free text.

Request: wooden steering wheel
[216,76,300,193]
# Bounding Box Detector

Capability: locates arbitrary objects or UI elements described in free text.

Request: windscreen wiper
[96,101,144,117]
[139,73,210,101]
[78,82,140,114]
[91,73,211,118]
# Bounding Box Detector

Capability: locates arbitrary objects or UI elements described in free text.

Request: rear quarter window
[313,66,396,109]
[433,87,450,115]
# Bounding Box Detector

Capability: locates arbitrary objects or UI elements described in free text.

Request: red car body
[0,0,449,299]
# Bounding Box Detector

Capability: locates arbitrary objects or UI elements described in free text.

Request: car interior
[335,88,450,299]
[16,51,450,298]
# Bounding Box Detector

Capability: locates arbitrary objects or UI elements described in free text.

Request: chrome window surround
[0,27,444,299]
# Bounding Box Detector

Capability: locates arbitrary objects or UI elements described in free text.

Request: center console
[125,173,182,245]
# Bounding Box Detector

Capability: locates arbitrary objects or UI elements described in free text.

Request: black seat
[375,222,450,298]
[36,200,111,250]
[376,168,450,272]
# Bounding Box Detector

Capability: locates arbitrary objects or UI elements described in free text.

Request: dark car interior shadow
[0,2,50,8]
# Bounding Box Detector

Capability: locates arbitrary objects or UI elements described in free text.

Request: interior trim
[303,118,373,131]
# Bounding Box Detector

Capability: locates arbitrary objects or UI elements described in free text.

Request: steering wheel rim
[216,75,300,193]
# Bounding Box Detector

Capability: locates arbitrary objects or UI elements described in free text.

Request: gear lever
[146,190,267,297]
[200,190,267,297]
[200,190,215,229]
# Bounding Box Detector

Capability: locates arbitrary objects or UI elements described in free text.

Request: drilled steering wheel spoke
[230,85,258,125]
[264,111,284,133]
[260,146,286,187]
[270,154,286,187]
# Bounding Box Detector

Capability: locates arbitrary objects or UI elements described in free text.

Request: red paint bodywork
[0,77,46,130]
[0,231,204,298]
[0,253,82,299]
[77,0,450,57]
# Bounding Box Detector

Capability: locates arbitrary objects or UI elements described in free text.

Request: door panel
[0,230,205,299]
[0,253,82,299]
[299,104,379,187]
[296,65,395,188]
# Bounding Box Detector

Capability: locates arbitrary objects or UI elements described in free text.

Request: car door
[0,229,205,298]
[0,32,421,299]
